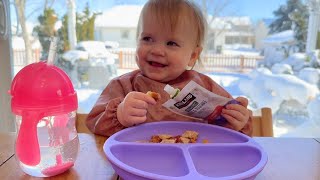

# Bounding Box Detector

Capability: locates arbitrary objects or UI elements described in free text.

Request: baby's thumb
[235,97,248,107]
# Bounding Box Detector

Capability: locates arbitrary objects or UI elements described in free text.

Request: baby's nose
[150,43,165,56]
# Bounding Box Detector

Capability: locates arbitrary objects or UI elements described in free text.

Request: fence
[112,50,264,72]
[201,54,263,72]
[13,49,41,66]
[13,49,263,73]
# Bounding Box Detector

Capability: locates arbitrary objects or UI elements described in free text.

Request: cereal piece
[148,130,201,144]
[182,130,199,140]
[160,139,177,143]
[177,136,191,144]
[158,134,173,140]
[150,135,161,143]
[146,91,161,101]
[202,139,209,144]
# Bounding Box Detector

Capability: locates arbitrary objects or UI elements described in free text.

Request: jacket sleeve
[85,79,127,137]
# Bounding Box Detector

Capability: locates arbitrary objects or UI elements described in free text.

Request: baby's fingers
[133,92,157,105]
[129,116,147,126]
[129,108,148,117]
[221,113,244,131]
[129,99,149,109]
[235,97,248,107]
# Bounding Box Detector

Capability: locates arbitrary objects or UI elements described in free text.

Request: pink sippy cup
[10,61,79,177]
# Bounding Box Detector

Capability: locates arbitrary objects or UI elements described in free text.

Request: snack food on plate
[146,91,161,101]
[149,130,201,144]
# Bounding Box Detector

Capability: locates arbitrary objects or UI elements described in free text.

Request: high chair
[252,107,274,137]
[76,113,91,134]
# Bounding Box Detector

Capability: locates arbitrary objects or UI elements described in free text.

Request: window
[2,0,319,138]
[121,30,129,39]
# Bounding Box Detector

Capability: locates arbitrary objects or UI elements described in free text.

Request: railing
[13,49,41,66]
[111,50,263,72]
[12,49,263,73]
[116,50,138,69]
[201,54,263,72]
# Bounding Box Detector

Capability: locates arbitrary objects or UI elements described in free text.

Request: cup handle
[16,111,42,166]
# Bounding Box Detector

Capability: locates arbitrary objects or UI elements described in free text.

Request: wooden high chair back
[76,113,91,134]
[252,107,273,137]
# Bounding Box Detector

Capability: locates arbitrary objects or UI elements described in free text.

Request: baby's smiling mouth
[148,61,167,68]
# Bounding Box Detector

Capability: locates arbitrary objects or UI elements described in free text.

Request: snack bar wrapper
[162,81,240,125]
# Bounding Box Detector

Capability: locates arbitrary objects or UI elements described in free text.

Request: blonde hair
[136,0,207,48]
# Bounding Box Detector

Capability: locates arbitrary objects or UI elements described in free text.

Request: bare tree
[67,0,76,49]
[14,0,54,64]
[195,0,234,51]
[14,0,33,64]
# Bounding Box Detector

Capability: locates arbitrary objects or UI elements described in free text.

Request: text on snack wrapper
[174,93,196,109]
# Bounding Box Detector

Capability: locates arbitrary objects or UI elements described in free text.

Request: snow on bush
[271,63,293,74]
[307,95,320,128]
[308,50,320,68]
[298,67,320,85]
[239,68,320,113]
[259,47,285,68]
[282,53,308,71]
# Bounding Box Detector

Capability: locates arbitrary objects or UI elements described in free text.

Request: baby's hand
[221,97,251,131]
[117,92,157,127]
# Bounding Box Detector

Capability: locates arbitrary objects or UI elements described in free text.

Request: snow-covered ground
[76,67,320,138]
[76,29,320,138]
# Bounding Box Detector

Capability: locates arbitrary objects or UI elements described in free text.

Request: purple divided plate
[103,121,268,180]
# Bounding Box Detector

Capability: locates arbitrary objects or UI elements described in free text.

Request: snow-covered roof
[11,36,41,50]
[95,5,142,28]
[220,16,251,26]
[208,16,232,30]
[95,5,252,30]
[263,30,295,45]
[208,16,252,30]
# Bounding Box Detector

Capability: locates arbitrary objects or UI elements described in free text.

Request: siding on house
[95,6,259,50]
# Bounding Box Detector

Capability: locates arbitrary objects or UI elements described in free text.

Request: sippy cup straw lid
[10,38,77,167]
[10,61,78,167]
[10,61,78,115]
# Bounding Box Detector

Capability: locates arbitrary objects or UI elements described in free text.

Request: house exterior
[95,5,256,51]
[94,5,142,48]
[207,16,255,52]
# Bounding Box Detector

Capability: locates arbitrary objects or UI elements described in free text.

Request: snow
[11,36,41,50]
[95,5,142,28]
[76,66,320,138]
[271,63,293,74]
[298,67,320,84]
[282,53,308,71]
[262,30,295,45]
[72,28,320,138]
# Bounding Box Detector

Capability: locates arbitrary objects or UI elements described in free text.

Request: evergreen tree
[33,8,58,58]
[76,3,98,42]
[57,15,70,51]
[57,3,98,52]
[289,8,309,52]
[269,0,309,52]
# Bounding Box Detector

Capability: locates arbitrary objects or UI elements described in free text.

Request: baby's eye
[142,36,153,42]
[167,41,179,47]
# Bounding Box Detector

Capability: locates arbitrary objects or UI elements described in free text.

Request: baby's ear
[188,46,203,67]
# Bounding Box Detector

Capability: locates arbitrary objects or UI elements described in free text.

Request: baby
[86,0,252,137]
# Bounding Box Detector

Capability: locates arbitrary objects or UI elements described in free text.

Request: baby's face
[136,11,201,83]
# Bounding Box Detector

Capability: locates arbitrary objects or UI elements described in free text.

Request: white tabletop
[254,137,320,180]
